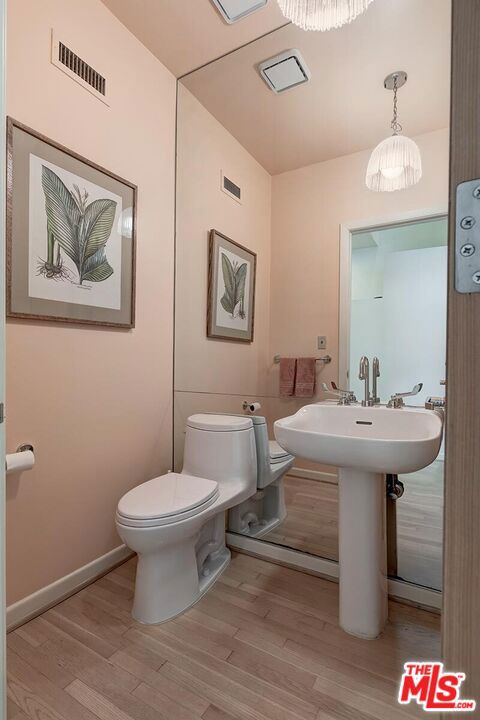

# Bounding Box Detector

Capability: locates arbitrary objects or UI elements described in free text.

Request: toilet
[116,414,256,625]
[228,415,294,538]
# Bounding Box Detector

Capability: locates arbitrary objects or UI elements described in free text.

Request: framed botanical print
[207,229,256,343]
[6,118,136,328]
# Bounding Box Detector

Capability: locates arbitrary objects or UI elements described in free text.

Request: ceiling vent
[51,31,108,105]
[211,0,268,24]
[259,49,311,94]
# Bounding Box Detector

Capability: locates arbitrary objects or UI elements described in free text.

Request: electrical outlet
[318,336,327,350]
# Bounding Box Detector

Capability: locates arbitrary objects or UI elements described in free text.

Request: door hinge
[0,403,4,424]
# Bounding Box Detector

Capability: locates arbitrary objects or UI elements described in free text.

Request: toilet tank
[182,414,257,491]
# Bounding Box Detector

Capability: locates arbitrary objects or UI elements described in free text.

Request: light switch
[318,336,327,350]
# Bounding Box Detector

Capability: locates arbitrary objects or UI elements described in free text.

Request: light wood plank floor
[264,460,444,590]
[7,553,441,720]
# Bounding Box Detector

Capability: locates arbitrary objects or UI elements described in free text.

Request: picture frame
[6,117,137,328]
[207,229,256,343]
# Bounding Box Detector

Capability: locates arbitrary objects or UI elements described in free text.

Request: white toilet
[228,415,294,538]
[116,414,256,625]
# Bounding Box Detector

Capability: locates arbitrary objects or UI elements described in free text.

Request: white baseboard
[226,533,441,612]
[289,467,338,484]
[6,544,133,631]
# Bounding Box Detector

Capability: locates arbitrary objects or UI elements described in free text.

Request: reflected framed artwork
[6,118,136,327]
[207,229,256,342]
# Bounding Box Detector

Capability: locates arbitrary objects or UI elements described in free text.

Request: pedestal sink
[274,402,443,639]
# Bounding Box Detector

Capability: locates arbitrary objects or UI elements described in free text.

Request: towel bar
[273,354,332,365]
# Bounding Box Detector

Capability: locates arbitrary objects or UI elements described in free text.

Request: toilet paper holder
[6,443,35,474]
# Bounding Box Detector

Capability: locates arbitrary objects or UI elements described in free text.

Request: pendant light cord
[391,76,403,135]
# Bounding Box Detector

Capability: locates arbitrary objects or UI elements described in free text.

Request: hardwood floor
[7,553,441,720]
[263,460,444,590]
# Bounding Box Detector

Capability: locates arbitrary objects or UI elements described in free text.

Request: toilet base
[228,479,287,539]
[132,546,230,626]
[131,513,230,625]
[236,514,283,539]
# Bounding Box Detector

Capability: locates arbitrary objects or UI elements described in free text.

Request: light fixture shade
[276,0,374,31]
[366,135,422,192]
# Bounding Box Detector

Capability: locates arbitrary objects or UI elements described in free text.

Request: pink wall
[6,0,176,604]
[175,85,272,397]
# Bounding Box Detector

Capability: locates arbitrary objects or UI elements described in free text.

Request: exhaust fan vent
[51,31,108,105]
[259,49,311,94]
[211,0,268,24]
[221,172,242,204]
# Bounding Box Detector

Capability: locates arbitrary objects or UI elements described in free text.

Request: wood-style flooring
[7,553,441,720]
[264,460,444,590]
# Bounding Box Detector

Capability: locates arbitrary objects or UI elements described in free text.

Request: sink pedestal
[338,468,388,639]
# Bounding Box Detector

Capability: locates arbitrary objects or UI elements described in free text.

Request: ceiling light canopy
[211,0,268,24]
[366,71,422,193]
[276,0,374,31]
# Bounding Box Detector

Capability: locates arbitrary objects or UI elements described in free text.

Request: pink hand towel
[279,358,297,397]
[295,358,316,398]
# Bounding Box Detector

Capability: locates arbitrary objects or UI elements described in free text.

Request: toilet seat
[187,414,252,432]
[269,440,291,464]
[117,473,219,528]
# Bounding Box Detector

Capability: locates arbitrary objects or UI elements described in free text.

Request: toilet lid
[269,440,290,460]
[187,414,252,432]
[117,473,219,521]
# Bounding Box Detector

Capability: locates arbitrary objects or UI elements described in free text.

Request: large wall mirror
[174,0,450,597]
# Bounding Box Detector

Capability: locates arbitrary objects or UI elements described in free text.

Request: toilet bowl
[228,415,294,538]
[116,414,256,625]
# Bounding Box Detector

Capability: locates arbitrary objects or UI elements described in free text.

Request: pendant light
[366,71,422,193]
[276,0,374,32]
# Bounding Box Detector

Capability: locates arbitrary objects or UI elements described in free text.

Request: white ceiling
[181,0,451,174]
[100,0,288,77]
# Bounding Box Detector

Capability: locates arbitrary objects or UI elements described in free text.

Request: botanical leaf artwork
[39,165,117,285]
[220,252,247,320]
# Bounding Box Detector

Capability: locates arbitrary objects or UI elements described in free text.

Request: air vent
[51,31,108,105]
[221,172,242,204]
[259,49,311,94]
[211,0,268,24]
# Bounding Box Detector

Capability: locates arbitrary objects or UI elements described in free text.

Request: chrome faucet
[321,382,357,406]
[359,356,374,407]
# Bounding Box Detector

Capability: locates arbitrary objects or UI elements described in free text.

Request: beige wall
[174,85,272,467]
[6,0,176,604]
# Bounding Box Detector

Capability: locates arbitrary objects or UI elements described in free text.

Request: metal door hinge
[455,178,480,292]
[0,403,4,424]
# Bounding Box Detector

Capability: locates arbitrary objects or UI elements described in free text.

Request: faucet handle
[373,357,380,378]
[387,383,423,409]
[321,382,357,404]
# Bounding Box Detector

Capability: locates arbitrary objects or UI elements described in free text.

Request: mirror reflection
[174,0,450,596]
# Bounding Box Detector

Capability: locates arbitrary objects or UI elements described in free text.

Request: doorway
[340,213,448,592]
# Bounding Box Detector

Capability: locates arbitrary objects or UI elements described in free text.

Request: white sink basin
[274,402,443,475]
[274,401,444,640]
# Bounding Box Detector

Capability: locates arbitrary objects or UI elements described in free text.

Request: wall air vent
[211,0,268,24]
[259,49,311,94]
[221,171,242,204]
[51,31,109,105]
